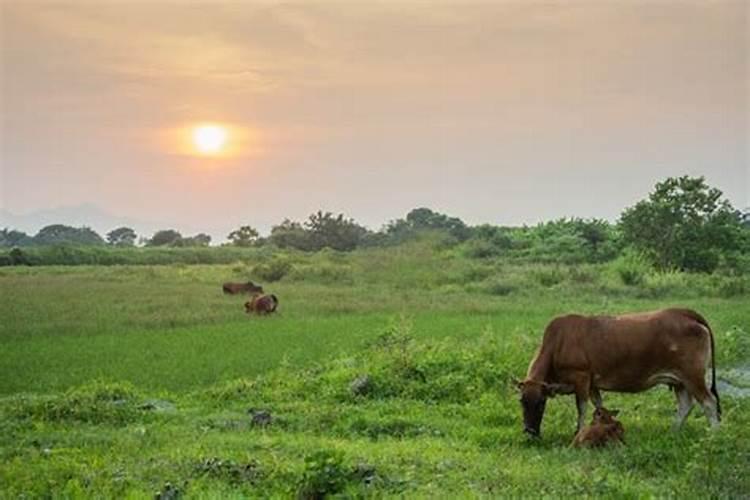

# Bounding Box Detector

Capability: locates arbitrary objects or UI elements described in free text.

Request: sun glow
[192,124,228,155]
[161,122,261,161]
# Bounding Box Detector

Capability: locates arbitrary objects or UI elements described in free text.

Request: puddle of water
[717,365,750,399]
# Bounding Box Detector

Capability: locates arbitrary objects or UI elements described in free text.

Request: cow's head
[246,282,264,294]
[269,294,278,312]
[516,379,573,437]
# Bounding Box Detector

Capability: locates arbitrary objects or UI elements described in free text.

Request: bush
[297,450,350,499]
[253,258,293,282]
[642,270,688,298]
[613,251,651,286]
[531,267,565,287]
[464,239,501,259]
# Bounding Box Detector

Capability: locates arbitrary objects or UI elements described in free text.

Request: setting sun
[192,125,228,155]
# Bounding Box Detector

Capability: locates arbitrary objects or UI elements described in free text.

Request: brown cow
[244,294,278,315]
[223,281,264,295]
[571,407,625,448]
[517,308,720,437]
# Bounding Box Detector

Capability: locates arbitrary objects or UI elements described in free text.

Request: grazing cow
[223,281,264,295]
[517,308,720,437]
[571,407,625,448]
[244,294,278,315]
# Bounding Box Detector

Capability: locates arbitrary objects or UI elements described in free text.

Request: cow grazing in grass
[245,294,278,315]
[517,308,720,438]
[223,281,264,295]
[571,407,625,448]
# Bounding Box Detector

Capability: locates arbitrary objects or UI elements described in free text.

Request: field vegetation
[1,177,749,497]
[1,239,749,497]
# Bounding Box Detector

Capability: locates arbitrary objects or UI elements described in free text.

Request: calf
[571,407,625,448]
[244,294,278,315]
[223,281,264,295]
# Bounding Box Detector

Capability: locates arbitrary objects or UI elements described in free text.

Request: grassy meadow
[1,242,749,497]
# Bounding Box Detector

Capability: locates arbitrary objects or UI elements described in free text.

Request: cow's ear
[542,382,574,397]
[513,378,524,391]
[609,409,620,417]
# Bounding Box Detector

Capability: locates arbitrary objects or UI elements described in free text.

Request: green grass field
[1,247,749,497]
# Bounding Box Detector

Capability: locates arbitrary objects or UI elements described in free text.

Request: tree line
[2,176,749,272]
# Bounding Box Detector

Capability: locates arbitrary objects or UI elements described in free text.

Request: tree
[269,219,312,250]
[619,176,742,272]
[180,233,211,247]
[106,227,137,247]
[33,224,105,246]
[227,225,260,247]
[0,228,33,247]
[147,229,183,247]
[385,207,471,243]
[304,211,368,251]
[269,212,369,251]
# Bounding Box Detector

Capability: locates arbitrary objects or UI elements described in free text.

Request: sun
[192,125,228,155]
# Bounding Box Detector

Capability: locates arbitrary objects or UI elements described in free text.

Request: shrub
[531,267,565,287]
[253,258,293,282]
[613,251,651,286]
[642,270,688,298]
[297,450,350,499]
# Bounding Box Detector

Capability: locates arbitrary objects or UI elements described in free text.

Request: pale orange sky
[1,1,748,239]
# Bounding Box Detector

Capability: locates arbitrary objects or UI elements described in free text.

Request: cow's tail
[708,321,721,419]
[680,309,721,419]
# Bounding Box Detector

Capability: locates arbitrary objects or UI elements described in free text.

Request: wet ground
[718,365,750,398]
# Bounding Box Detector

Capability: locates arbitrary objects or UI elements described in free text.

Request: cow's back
[548,309,710,392]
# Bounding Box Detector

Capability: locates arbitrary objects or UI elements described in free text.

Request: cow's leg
[673,384,694,430]
[573,375,593,432]
[686,379,720,428]
[575,394,588,432]
[591,387,603,409]
[697,393,720,428]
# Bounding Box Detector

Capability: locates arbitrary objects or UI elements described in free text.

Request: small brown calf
[571,407,625,448]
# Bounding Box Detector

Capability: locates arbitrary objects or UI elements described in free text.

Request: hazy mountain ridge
[0,204,198,241]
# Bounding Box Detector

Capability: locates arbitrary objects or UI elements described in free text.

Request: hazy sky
[1,1,748,239]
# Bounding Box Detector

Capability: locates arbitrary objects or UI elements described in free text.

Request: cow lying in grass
[517,308,720,438]
[244,294,278,315]
[571,407,625,448]
[223,281,264,295]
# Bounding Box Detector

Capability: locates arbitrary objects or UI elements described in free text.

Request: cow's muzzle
[524,426,540,438]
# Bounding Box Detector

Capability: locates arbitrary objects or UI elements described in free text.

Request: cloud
[1,1,747,230]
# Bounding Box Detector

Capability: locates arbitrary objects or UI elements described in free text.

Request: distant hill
[0,204,162,239]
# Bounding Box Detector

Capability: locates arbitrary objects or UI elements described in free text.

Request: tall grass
[1,244,748,497]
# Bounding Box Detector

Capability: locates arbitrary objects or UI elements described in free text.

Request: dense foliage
[2,177,748,273]
[620,176,745,272]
